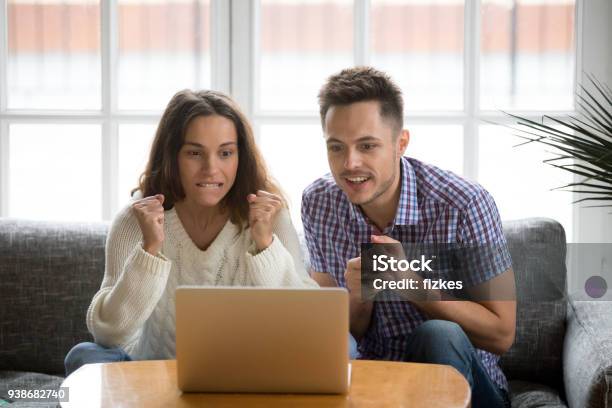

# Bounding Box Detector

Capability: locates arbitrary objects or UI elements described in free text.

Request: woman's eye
[220,150,234,158]
[187,151,202,157]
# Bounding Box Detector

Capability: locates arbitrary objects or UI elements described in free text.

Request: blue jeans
[64,342,132,377]
[349,333,361,359]
[67,338,357,378]
[401,320,510,408]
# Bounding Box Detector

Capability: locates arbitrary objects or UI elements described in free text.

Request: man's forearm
[413,299,516,355]
[385,265,516,355]
[348,296,374,339]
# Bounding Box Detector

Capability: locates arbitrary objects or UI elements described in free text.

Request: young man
[301,67,515,408]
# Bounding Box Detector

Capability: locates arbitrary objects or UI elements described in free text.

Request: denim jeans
[66,338,359,377]
[349,333,361,359]
[64,342,132,377]
[401,319,510,408]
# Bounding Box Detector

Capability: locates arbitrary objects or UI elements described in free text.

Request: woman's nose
[199,155,218,174]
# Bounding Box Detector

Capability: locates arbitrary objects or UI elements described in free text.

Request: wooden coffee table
[60,359,470,407]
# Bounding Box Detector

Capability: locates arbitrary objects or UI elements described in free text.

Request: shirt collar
[394,157,419,226]
[348,157,419,227]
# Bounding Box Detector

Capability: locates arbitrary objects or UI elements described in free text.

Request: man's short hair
[318,66,404,132]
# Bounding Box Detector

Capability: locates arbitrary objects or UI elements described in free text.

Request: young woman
[65,90,318,375]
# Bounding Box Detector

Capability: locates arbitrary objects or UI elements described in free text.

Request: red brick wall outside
[8,3,573,54]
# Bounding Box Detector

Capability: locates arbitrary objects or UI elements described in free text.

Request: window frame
[0,0,230,219]
[0,0,607,244]
[240,0,583,240]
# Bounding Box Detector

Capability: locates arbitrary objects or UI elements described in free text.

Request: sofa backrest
[0,216,568,385]
[500,218,567,391]
[300,217,568,389]
[0,218,108,375]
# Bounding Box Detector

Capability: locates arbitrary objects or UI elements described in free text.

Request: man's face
[324,101,408,207]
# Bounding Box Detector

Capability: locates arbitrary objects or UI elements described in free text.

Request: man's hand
[371,234,405,259]
[132,194,165,255]
[247,190,283,251]
[344,256,375,339]
[370,234,430,301]
[344,257,362,298]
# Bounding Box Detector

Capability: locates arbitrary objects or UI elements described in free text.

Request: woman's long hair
[135,89,284,229]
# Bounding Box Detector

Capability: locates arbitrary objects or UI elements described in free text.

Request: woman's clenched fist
[132,194,165,255]
[247,190,283,252]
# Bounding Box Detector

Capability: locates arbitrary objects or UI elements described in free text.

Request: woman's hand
[132,194,165,255]
[247,190,283,252]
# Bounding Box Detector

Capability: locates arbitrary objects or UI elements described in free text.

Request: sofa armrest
[563,300,612,408]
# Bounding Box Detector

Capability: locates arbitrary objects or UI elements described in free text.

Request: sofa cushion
[564,300,612,408]
[301,218,568,388]
[0,370,64,407]
[509,380,568,408]
[500,218,567,391]
[0,219,108,375]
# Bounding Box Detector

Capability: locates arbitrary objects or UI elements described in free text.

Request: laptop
[175,286,350,394]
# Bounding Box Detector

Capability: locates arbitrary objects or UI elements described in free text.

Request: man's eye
[360,143,376,151]
[328,145,343,153]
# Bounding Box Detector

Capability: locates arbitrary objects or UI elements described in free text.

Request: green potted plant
[504,75,612,208]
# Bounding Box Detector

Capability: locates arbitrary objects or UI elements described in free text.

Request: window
[7,0,101,110]
[249,0,576,236]
[0,0,594,241]
[1,0,221,220]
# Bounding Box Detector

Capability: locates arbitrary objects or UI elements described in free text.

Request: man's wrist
[349,291,372,306]
[347,285,360,298]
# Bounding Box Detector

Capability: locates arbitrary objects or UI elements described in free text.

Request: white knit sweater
[86,203,318,360]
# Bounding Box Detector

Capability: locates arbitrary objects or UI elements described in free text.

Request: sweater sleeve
[86,204,172,351]
[242,208,319,288]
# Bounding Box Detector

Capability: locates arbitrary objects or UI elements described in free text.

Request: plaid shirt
[301,156,512,390]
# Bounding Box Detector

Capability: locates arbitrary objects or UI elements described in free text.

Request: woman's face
[177,115,239,209]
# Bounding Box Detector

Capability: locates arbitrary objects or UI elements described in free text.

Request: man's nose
[344,149,363,170]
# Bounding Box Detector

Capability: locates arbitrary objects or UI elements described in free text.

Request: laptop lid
[175,286,349,394]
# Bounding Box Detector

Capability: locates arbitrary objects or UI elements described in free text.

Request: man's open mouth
[345,176,371,185]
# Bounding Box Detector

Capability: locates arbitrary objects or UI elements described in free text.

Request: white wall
[574,0,612,244]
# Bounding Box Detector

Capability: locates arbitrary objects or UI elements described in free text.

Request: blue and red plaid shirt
[301,156,512,390]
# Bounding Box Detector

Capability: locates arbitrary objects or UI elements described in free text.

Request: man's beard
[355,158,398,206]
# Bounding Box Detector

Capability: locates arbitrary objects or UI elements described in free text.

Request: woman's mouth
[196,182,223,189]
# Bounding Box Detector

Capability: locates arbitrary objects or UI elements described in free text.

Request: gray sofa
[0,217,610,407]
